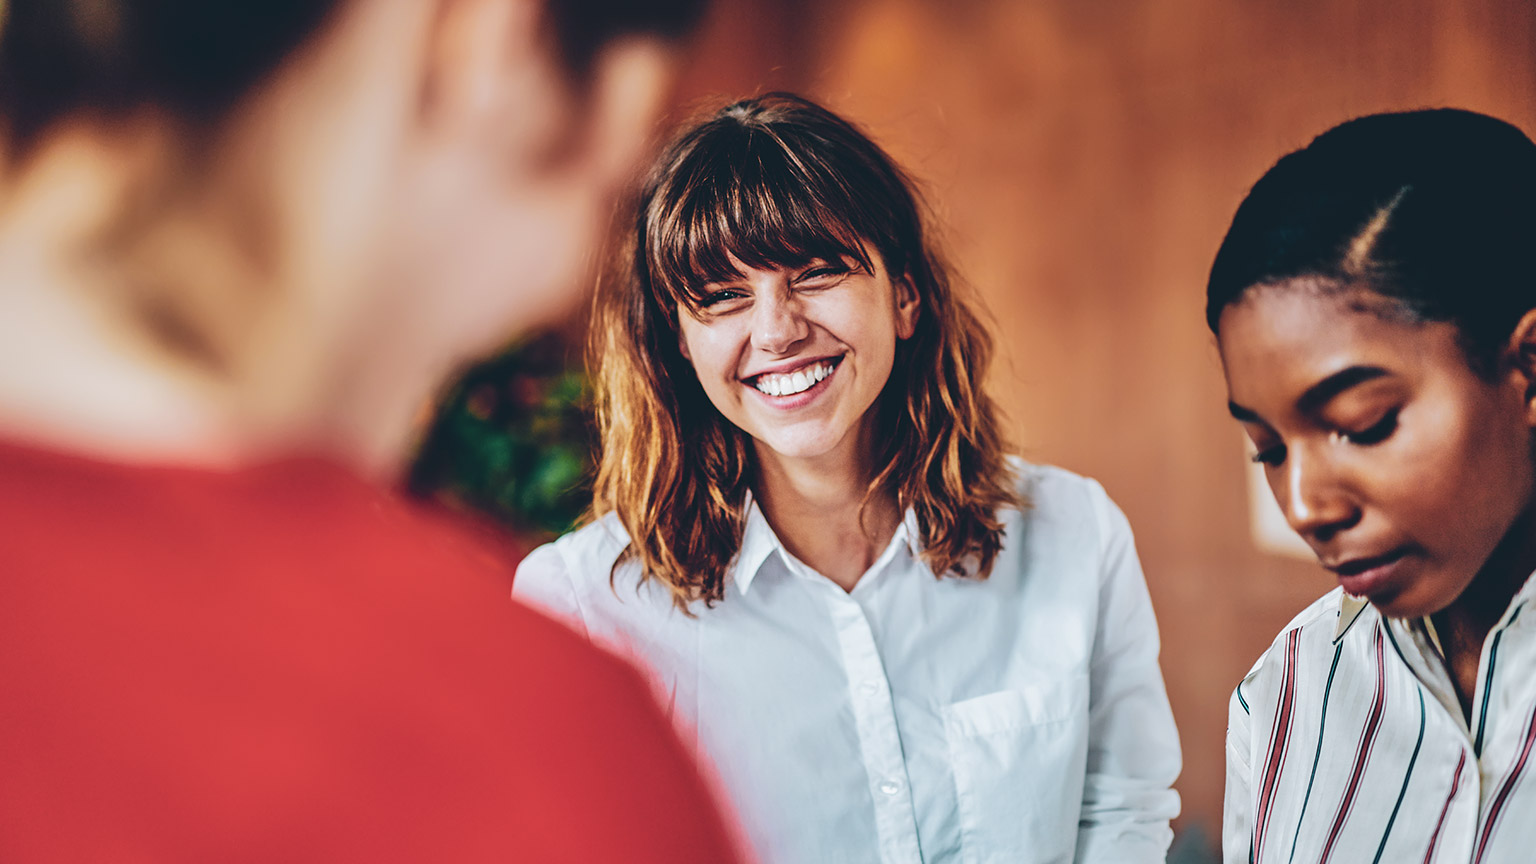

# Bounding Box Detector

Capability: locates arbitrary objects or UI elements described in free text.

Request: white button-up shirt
[514,463,1181,864]
[1224,574,1536,864]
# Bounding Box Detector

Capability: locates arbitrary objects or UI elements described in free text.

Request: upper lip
[1323,547,1410,577]
[741,355,842,382]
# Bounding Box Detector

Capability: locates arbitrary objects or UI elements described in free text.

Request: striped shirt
[1224,574,1536,864]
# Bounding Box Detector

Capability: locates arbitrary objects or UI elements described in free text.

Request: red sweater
[0,441,742,862]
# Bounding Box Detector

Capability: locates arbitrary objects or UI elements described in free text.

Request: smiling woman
[600,91,1010,602]
[1209,109,1536,864]
[513,92,1183,864]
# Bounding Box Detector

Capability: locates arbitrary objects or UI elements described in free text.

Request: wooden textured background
[646,0,1536,851]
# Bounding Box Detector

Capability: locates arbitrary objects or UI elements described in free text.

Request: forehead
[1217,283,1463,410]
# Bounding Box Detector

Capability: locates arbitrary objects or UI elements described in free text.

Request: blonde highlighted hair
[590,92,1020,609]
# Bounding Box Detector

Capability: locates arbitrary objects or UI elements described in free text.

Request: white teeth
[753,361,835,397]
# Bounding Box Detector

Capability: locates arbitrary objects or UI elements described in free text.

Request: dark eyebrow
[1295,365,1391,415]
[1227,365,1391,425]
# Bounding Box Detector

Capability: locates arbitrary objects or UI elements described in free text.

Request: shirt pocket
[942,674,1090,864]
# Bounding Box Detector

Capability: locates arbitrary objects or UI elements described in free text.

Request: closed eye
[1251,444,1286,467]
[698,288,748,308]
[794,261,854,286]
[1340,408,1399,446]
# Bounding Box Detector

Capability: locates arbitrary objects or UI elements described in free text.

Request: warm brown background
[641,0,1536,853]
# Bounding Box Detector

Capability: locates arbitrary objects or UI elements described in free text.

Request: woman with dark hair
[1211,109,1536,863]
[515,93,1181,863]
[0,1,746,861]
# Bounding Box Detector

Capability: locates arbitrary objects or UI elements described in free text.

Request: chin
[1366,585,1451,621]
[756,433,845,463]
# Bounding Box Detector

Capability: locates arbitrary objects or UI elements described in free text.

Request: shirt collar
[900,507,923,556]
[1334,593,1370,642]
[733,491,779,595]
[731,490,922,596]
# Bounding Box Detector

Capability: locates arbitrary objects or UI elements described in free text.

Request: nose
[750,289,809,355]
[1276,445,1361,544]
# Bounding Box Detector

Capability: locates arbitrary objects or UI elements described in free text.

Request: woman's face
[1218,282,1536,618]
[676,248,918,473]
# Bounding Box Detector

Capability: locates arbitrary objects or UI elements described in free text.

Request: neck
[752,424,901,591]
[0,122,434,481]
[1438,499,1536,646]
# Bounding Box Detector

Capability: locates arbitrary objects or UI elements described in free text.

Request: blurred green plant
[408,331,595,541]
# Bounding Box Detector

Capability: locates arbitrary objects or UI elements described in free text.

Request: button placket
[826,593,922,864]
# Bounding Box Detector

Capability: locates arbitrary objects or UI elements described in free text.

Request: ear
[419,0,556,147]
[677,328,692,361]
[894,275,920,340]
[417,0,672,181]
[1510,308,1536,426]
[579,39,674,188]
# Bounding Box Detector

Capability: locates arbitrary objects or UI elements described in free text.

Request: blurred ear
[1511,308,1536,426]
[419,0,672,182]
[579,38,673,186]
[894,275,919,340]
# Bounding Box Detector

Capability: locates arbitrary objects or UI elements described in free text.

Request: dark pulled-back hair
[1207,108,1536,372]
[0,0,706,149]
[590,92,1020,610]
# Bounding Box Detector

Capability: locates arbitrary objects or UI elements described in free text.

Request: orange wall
[661,0,1536,846]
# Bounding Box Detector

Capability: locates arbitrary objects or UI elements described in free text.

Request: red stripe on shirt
[1473,701,1536,863]
[1254,629,1302,863]
[1421,749,1466,864]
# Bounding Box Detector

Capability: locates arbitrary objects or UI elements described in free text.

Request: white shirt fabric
[1224,573,1536,864]
[514,462,1181,864]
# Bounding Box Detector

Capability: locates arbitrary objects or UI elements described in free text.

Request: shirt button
[878,778,903,796]
[859,680,880,697]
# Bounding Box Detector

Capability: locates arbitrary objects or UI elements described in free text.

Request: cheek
[677,325,728,377]
[1393,395,1533,554]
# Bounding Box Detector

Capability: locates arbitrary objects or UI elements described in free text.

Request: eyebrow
[1228,365,1391,423]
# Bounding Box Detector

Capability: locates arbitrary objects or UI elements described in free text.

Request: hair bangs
[647,126,875,315]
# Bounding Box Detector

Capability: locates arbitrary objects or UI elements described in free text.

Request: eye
[697,288,747,309]
[1339,408,1400,446]
[1251,444,1287,467]
[794,262,851,286]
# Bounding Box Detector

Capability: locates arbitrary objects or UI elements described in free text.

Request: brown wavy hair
[589,92,1020,610]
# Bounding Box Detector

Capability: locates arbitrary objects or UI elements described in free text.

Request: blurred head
[1208,108,1536,617]
[0,0,704,469]
[590,92,1019,608]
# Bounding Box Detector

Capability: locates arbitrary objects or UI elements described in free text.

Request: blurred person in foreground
[515,93,1181,864]
[0,1,747,861]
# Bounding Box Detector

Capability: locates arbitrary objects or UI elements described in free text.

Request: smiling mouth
[748,358,841,397]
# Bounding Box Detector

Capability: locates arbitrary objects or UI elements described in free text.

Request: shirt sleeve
[1223,682,1255,864]
[512,541,591,638]
[1074,482,1182,864]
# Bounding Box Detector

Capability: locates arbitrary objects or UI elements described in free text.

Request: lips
[1326,547,1413,598]
[744,356,842,398]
